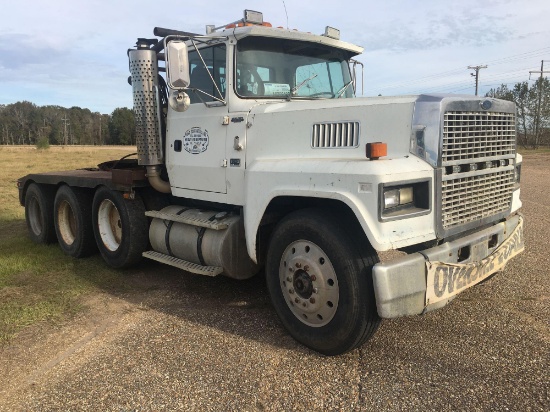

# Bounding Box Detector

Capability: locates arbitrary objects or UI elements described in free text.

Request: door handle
[234,136,244,151]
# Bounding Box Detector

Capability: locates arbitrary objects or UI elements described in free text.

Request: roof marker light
[324,26,340,40]
[244,10,263,25]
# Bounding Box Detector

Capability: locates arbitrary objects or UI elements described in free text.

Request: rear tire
[54,185,97,258]
[92,186,148,269]
[24,183,56,244]
[266,208,380,355]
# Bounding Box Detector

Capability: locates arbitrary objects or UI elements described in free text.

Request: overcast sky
[1,0,548,114]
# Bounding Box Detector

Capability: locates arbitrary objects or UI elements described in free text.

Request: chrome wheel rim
[27,196,43,236]
[97,199,122,251]
[57,200,76,246]
[279,240,339,327]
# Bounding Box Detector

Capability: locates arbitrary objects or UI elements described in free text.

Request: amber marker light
[366,142,387,160]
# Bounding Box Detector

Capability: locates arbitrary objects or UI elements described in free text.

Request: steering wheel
[240,69,265,96]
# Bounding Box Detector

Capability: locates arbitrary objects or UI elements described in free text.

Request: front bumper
[372,214,524,318]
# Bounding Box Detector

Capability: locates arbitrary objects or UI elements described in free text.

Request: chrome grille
[441,111,516,230]
[311,122,359,148]
[442,112,516,164]
[441,169,514,228]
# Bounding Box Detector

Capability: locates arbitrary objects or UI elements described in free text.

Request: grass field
[0,145,137,344]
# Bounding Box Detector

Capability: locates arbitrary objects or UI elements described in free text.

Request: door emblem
[183,127,209,154]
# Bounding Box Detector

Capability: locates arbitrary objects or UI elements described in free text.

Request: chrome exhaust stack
[128,39,170,193]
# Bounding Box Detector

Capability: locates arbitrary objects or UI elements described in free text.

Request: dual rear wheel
[25,183,148,269]
[91,186,148,269]
[54,185,96,258]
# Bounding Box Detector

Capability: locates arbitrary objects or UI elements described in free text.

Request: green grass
[0,146,135,344]
[0,234,127,343]
[517,146,550,155]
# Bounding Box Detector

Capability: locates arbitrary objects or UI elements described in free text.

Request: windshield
[235,36,354,99]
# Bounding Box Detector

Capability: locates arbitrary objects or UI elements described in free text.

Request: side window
[188,44,226,104]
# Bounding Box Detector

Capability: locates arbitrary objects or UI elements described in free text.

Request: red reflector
[366,142,387,160]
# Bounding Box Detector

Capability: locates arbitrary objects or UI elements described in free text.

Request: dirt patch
[0,292,140,410]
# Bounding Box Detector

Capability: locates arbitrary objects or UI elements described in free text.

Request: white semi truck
[18,10,524,355]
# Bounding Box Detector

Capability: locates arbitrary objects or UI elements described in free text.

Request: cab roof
[212,25,364,56]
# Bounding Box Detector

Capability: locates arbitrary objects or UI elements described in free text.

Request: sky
[1,0,549,114]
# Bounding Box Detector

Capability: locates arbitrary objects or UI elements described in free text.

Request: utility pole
[468,65,488,96]
[98,114,102,145]
[529,60,549,148]
[39,118,48,141]
[61,115,70,146]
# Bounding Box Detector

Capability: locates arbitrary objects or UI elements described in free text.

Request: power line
[372,46,550,93]
[484,47,550,66]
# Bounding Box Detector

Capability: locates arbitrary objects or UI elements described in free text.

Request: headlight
[384,187,413,209]
[379,180,431,221]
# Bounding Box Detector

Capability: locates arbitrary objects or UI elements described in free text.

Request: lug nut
[289,267,294,272]
[302,302,307,307]
[295,262,302,268]
[287,277,292,282]
[310,297,316,304]
[304,265,309,271]
[313,287,319,294]
[295,298,300,303]
[289,289,294,294]
[310,275,317,281]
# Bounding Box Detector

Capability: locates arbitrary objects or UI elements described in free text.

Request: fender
[243,157,436,263]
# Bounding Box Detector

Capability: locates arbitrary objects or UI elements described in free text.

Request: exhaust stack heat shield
[129,49,163,165]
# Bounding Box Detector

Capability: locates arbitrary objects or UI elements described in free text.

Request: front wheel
[266,208,380,355]
[92,187,148,269]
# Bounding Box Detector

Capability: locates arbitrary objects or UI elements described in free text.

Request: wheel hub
[293,270,314,299]
[279,240,339,327]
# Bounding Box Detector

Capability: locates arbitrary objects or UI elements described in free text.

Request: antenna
[282,1,289,29]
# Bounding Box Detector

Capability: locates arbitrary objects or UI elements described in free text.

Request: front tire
[266,208,380,355]
[54,185,97,258]
[92,186,148,269]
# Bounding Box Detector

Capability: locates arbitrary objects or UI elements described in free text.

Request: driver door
[166,44,228,194]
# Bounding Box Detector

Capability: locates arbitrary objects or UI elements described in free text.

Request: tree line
[486,77,550,149]
[2,80,549,149]
[0,101,135,146]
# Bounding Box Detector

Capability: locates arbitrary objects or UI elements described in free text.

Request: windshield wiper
[336,80,354,98]
[290,73,318,97]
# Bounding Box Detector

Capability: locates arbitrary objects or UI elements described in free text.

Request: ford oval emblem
[480,100,492,110]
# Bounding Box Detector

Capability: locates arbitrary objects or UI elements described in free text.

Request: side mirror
[166,40,190,89]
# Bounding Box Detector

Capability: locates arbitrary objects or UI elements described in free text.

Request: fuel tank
[149,206,260,279]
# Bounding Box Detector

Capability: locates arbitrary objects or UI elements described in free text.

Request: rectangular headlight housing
[379,180,431,221]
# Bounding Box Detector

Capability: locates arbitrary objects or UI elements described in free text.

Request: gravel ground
[1,153,548,411]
